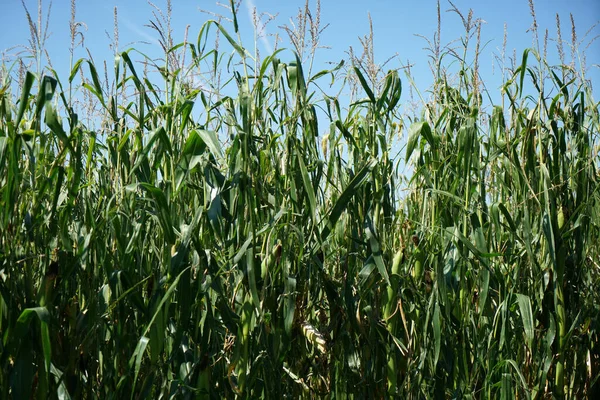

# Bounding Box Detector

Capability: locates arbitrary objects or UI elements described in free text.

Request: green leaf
[246,246,261,314]
[517,49,530,97]
[376,69,401,113]
[498,203,517,233]
[445,226,502,259]
[10,341,34,400]
[500,372,511,400]
[288,55,307,98]
[433,301,441,367]
[50,364,72,400]
[139,182,176,244]
[550,69,570,100]
[129,336,150,400]
[16,71,35,125]
[177,100,194,136]
[353,66,376,104]
[70,58,106,108]
[406,121,433,161]
[298,155,317,224]
[284,272,296,336]
[40,320,52,382]
[309,59,345,84]
[315,158,376,250]
[365,216,390,285]
[505,359,529,394]
[13,307,50,343]
[216,22,246,57]
[542,213,557,271]
[197,129,223,158]
[515,294,534,349]
[45,103,72,151]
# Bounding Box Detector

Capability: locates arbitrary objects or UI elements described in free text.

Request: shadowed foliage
[1,0,599,398]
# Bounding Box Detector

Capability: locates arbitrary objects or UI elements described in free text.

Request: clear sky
[1,0,599,111]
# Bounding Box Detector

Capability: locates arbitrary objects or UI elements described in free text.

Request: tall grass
[1,0,599,398]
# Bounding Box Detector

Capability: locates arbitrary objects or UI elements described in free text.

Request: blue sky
[1,0,599,111]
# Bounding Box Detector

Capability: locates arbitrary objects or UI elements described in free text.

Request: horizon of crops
[1,0,599,398]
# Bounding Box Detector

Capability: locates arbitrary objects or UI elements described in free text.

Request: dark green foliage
[0,2,599,398]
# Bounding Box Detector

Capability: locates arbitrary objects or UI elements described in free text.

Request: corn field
[0,0,599,398]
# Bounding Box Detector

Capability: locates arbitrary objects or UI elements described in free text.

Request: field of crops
[1,0,599,398]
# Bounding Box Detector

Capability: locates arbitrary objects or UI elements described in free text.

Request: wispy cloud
[244,0,273,55]
[121,14,161,47]
[104,3,160,47]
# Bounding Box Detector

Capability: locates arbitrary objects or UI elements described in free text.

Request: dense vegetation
[1,0,599,398]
